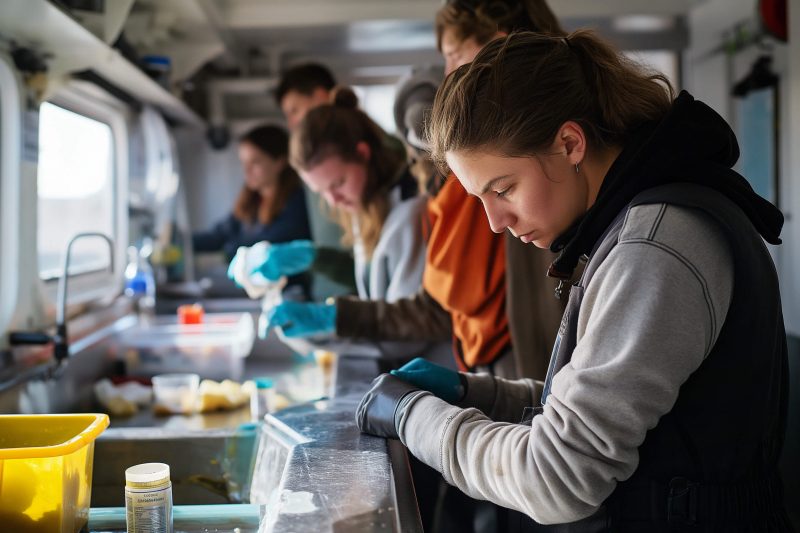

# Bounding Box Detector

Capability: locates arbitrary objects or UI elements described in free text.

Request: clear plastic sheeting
[250,356,423,532]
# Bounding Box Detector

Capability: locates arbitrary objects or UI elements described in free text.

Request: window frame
[38,81,129,312]
[0,53,24,337]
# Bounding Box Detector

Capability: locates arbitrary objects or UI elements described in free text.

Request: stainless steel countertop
[90,353,422,532]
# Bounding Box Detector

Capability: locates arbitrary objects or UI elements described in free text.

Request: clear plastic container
[125,462,173,533]
[0,413,109,532]
[152,373,200,415]
[117,312,255,380]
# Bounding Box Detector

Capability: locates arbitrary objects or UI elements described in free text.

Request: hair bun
[330,86,359,109]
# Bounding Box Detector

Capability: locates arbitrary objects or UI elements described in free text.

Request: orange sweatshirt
[423,176,510,369]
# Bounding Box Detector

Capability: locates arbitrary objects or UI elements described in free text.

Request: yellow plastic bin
[0,413,109,533]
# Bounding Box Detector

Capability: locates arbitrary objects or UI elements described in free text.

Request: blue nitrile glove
[390,357,465,404]
[256,240,316,281]
[265,301,336,338]
[356,373,426,440]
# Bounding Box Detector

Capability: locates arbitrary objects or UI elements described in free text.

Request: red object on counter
[177,303,204,324]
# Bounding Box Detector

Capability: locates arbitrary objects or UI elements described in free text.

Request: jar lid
[126,462,170,484]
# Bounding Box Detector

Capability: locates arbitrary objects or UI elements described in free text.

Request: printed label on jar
[125,485,173,533]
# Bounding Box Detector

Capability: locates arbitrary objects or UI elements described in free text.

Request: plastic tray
[117,312,255,380]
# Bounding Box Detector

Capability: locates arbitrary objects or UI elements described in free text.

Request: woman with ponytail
[357,31,791,531]
[251,87,429,345]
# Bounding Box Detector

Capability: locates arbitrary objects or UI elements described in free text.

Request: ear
[553,121,587,167]
[355,141,371,163]
[311,86,330,105]
[494,30,508,39]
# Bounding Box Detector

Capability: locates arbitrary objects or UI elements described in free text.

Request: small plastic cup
[177,303,204,325]
[152,373,200,414]
[250,377,275,421]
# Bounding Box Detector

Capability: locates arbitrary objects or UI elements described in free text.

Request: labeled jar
[125,463,173,533]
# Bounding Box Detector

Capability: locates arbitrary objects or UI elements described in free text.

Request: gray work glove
[355,374,428,440]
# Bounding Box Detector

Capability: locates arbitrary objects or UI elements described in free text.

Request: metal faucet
[53,232,115,361]
[8,232,114,363]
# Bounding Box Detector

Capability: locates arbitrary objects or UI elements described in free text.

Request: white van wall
[174,129,241,236]
[684,0,800,335]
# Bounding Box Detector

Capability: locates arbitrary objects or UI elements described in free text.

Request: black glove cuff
[458,373,469,401]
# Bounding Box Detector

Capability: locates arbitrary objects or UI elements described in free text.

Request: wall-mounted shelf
[0,0,205,128]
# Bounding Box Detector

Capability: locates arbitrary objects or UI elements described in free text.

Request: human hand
[256,240,316,281]
[355,373,425,440]
[390,357,465,404]
[264,301,336,338]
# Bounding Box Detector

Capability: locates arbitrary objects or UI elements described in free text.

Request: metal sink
[91,424,260,506]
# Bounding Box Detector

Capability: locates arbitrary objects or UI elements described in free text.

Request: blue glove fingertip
[399,357,430,372]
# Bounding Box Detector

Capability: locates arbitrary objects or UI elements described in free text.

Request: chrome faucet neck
[55,232,115,361]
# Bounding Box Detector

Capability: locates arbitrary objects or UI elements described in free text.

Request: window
[353,84,397,134]
[37,102,115,280]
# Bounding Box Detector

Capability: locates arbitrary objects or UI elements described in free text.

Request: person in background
[280,67,456,359]
[342,0,567,382]
[256,0,568,387]
[358,30,791,531]
[437,0,563,75]
[275,63,337,131]
[193,125,312,297]
[254,88,428,350]
[273,61,408,297]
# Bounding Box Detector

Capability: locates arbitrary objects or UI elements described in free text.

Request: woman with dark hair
[193,124,311,259]
[357,31,791,531]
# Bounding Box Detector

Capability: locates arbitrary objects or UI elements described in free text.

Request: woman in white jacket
[254,86,428,343]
